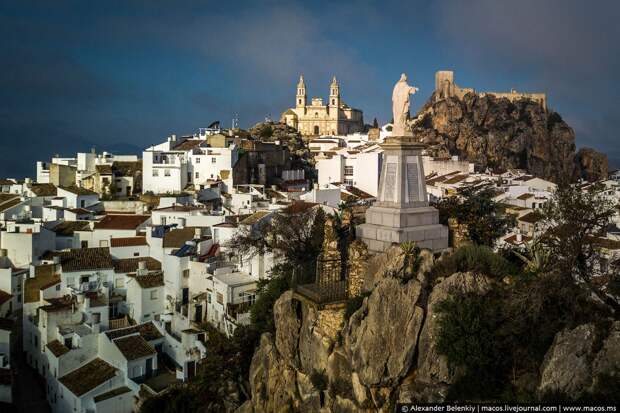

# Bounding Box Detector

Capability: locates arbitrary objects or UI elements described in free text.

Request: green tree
[435,186,515,246]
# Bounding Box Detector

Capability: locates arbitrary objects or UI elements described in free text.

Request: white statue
[392,73,419,136]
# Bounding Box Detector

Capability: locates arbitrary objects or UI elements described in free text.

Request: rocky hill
[237,247,620,412]
[412,93,608,182]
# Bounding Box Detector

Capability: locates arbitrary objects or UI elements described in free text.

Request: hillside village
[0,74,619,412]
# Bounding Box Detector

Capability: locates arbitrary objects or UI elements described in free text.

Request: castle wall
[434,70,547,111]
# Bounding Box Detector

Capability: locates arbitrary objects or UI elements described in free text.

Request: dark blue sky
[1,0,619,177]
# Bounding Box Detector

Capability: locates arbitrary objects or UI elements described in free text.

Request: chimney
[176,217,186,228]
[516,233,523,243]
[194,228,203,239]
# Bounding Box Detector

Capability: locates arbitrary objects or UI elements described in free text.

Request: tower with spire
[329,76,340,109]
[296,75,306,108]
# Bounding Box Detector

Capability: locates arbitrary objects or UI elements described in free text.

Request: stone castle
[281,75,364,136]
[434,70,547,111]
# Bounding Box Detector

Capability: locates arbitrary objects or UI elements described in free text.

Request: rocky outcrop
[412,93,607,182]
[538,321,620,399]
[239,247,498,412]
[574,148,609,182]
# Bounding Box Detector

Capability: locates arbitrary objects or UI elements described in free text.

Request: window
[344,166,354,176]
[212,157,216,164]
[182,269,189,278]
[80,200,85,208]
[195,172,199,179]
[164,169,171,177]
[133,252,139,257]
[67,277,75,287]
[196,157,200,164]
[99,239,109,247]
[115,278,124,288]
[150,290,158,300]
[344,179,353,186]
[207,294,211,304]
[56,284,60,291]
[216,292,223,305]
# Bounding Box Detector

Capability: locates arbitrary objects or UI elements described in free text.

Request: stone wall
[435,70,547,111]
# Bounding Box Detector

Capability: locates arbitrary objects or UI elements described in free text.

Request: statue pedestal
[357,137,448,253]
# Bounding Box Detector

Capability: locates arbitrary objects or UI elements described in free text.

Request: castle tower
[296,75,306,108]
[329,76,340,107]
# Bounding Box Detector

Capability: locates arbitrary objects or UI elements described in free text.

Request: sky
[1,0,619,178]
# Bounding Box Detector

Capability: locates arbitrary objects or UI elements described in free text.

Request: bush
[249,269,291,334]
[436,290,508,400]
[432,244,516,280]
[309,370,328,391]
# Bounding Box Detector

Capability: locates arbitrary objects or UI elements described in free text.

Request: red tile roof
[113,257,161,274]
[113,335,156,360]
[110,236,147,247]
[60,247,113,272]
[59,358,117,397]
[94,214,150,230]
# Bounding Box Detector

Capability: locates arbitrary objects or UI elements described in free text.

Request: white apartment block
[142,131,239,195]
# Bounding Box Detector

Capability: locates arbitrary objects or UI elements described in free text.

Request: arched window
[314,125,320,135]
[332,99,335,105]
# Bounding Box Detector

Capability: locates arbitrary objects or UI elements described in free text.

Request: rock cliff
[237,249,493,412]
[412,93,608,182]
[237,246,620,412]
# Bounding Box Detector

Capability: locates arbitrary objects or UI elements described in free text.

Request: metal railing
[293,257,348,305]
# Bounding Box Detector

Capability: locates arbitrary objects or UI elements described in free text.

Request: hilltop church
[281,75,364,137]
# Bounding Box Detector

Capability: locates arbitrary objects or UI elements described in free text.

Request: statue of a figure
[392,73,419,136]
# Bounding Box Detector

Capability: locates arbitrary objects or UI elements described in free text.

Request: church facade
[281,76,364,137]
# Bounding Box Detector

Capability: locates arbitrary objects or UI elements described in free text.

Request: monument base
[357,206,448,253]
[356,134,448,254]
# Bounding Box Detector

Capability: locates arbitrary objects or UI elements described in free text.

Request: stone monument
[357,73,448,253]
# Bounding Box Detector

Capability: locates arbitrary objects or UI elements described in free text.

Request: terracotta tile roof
[133,273,164,289]
[282,201,318,214]
[442,174,469,185]
[51,221,91,236]
[517,193,535,200]
[163,227,196,248]
[59,358,117,397]
[105,321,163,341]
[173,138,204,151]
[113,257,161,274]
[345,186,374,199]
[60,247,113,272]
[40,296,75,313]
[93,386,132,403]
[59,186,98,196]
[25,264,60,303]
[0,179,15,185]
[112,161,142,177]
[110,236,147,247]
[240,210,271,225]
[29,183,57,196]
[46,339,70,357]
[0,195,22,212]
[518,212,542,224]
[113,335,156,360]
[153,204,205,212]
[94,214,150,230]
[95,164,113,175]
[0,290,11,306]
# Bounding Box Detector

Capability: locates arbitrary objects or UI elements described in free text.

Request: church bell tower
[329,76,340,108]
[296,75,306,108]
